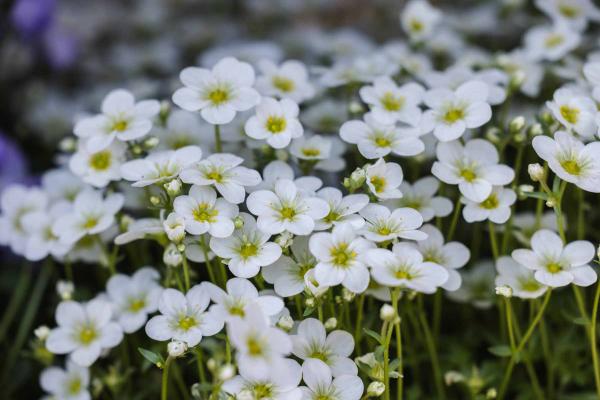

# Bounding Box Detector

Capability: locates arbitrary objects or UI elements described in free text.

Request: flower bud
[34,325,50,341]
[444,371,465,386]
[59,137,77,153]
[380,304,396,322]
[366,381,385,397]
[528,123,543,136]
[509,116,525,133]
[527,163,544,182]
[56,280,74,300]
[495,285,513,298]
[546,198,556,208]
[191,383,202,399]
[324,317,337,330]
[277,315,294,331]
[163,213,186,243]
[342,288,355,302]
[484,127,501,144]
[143,136,160,150]
[218,364,236,381]
[508,71,525,90]
[305,297,316,307]
[275,149,289,162]
[348,100,364,114]
[163,243,182,267]
[164,179,182,197]
[486,388,498,399]
[168,340,188,357]
[150,195,161,206]
[517,184,534,195]
[159,100,171,121]
[120,214,134,231]
[350,168,366,186]
[275,231,294,249]
[207,358,217,371]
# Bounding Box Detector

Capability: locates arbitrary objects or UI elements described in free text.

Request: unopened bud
[485,127,501,144]
[275,149,289,162]
[546,198,556,208]
[509,116,525,133]
[380,304,396,321]
[509,71,525,90]
[324,317,337,330]
[34,325,50,341]
[59,137,77,153]
[207,358,217,371]
[163,213,186,243]
[444,371,465,386]
[495,285,513,298]
[486,388,498,399]
[342,288,355,302]
[56,280,74,300]
[150,196,161,206]
[164,179,182,196]
[277,315,294,331]
[275,231,294,249]
[163,243,182,267]
[528,163,544,182]
[234,216,245,230]
[218,364,236,381]
[366,381,386,397]
[144,136,159,150]
[120,214,134,231]
[528,123,543,136]
[348,100,364,114]
[167,340,187,357]
[305,297,316,308]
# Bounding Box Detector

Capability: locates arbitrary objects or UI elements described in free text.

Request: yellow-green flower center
[480,193,499,210]
[78,326,97,345]
[380,92,405,112]
[266,116,287,133]
[560,159,582,176]
[330,242,356,267]
[83,217,98,230]
[370,176,386,193]
[193,204,218,223]
[560,105,580,124]
[128,298,146,312]
[272,76,295,92]
[207,89,229,105]
[247,337,263,356]
[546,262,563,274]
[239,242,258,259]
[559,4,579,18]
[444,108,465,123]
[68,378,82,395]
[252,383,273,399]
[520,279,542,292]
[459,168,477,182]
[111,120,129,132]
[545,34,564,48]
[280,206,296,220]
[409,18,424,32]
[395,268,413,280]
[302,148,321,157]
[374,136,391,148]
[206,170,223,182]
[177,316,197,331]
[89,150,112,171]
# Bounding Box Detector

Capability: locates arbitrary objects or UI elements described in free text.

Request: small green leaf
[488,345,512,357]
[138,347,164,366]
[363,328,383,344]
[303,307,315,317]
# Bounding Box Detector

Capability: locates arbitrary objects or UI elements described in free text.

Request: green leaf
[522,191,548,200]
[572,316,588,326]
[363,328,383,344]
[303,307,315,317]
[138,347,164,366]
[488,345,512,357]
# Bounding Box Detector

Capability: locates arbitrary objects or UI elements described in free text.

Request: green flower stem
[199,235,218,285]
[417,296,445,400]
[354,294,365,352]
[214,124,222,153]
[446,198,462,241]
[0,264,31,344]
[181,253,191,292]
[498,290,551,400]
[381,320,393,400]
[195,348,207,383]
[554,180,568,242]
[488,221,499,259]
[161,356,174,400]
[538,314,554,397]
[392,289,403,400]
[576,188,585,239]
[590,281,600,398]
[504,298,516,351]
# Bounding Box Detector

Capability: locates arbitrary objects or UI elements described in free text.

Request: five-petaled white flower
[40,361,91,400]
[422,80,492,142]
[301,358,364,400]
[400,0,442,42]
[359,204,427,242]
[74,89,160,152]
[244,97,304,149]
[209,213,282,278]
[69,141,126,188]
[172,57,261,125]
[524,23,581,61]
[432,139,514,202]
[173,185,239,238]
[365,159,404,200]
[388,177,452,222]
[180,153,261,204]
[512,229,597,288]
[145,286,223,347]
[256,59,316,103]
[315,188,369,231]
[462,186,516,224]
[46,298,123,367]
[289,134,346,172]
[546,87,597,138]
[358,77,424,126]
[495,256,548,299]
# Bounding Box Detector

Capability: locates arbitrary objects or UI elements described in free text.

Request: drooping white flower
[172,57,261,125]
[173,185,238,238]
[367,243,449,293]
[247,179,329,236]
[52,190,124,245]
[447,261,495,309]
[228,304,293,381]
[292,318,358,377]
[495,256,548,299]
[358,76,424,126]
[340,113,424,159]
[512,229,597,288]
[535,0,600,31]
[245,97,304,149]
[421,80,492,142]
[314,188,369,231]
[46,298,123,367]
[301,359,364,400]
[203,277,283,322]
[74,89,160,152]
[524,24,581,61]
[163,213,186,242]
[387,177,452,222]
[462,186,516,224]
[209,213,282,278]
[40,361,90,400]
[289,134,346,172]
[248,160,323,195]
[432,139,514,202]
[22,202,72,261]
[69,141,127,188]
[145,286,223,347]
[409,224,470,291]
[365,159,404,200]
[546,87,597,138]
[114,218,163,245]
[309,223,375,293]
[120,146,202,187]
[359,204,426,242]
[106,267,163,333]
[180,153,261,204]
[0,184,48,255]
[400,0,442,42]
[532,130,600,192]
[256,59,316,103]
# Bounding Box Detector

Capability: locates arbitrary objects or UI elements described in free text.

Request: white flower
[42,169,86,204]
[359,204,426,242]
[69,141,126,188]
[263,237,318,297]
[368,243,448,293]
[495,256,548,299]
[400,0,442,42]
[120,145,203,187]
[388,177,452,222]
[163,213,186,242]
[535,0,600,31]
[244,97,304,149]
[496,50,544,97]
[227,304,293,381]
[40,361,90,400]
[22,202,72,261]
[0,184,48,255]
[292,318,358,377]
[256,59,316,103]
[546,87,597,137]
[340,113,424,159]
[289,134,346,172]
[409,224,470,291]
[532,130,600,192]
[248,160,323,195]
[172,57,260,125]
[53,190,124,245]
[106,267,163,333]
[365,159,404,200]
[314,188,369,231]
[512,229,597,288]
[114,218,163,245]
[247,179,329,235]
[358,76,424,126]
[222,358,302,400]
[155,110,211,150]
[74,89,160,152]
[180,153,261,204]
[173,185,239,238]
[46,298,123,367]
[432,139,514,202]
[209,213,282,278]
[203,277,283,322]
[462,186,516,224]
[524,24,580,61]
[301,359,363,400]
[421,80,492,142]
[145,286,223,347]
[447,261,495,309]
[310,223,375,293]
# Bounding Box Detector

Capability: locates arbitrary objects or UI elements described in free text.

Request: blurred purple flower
[10,0,56,38]
[0,132,28,191]
[43,26,79,69]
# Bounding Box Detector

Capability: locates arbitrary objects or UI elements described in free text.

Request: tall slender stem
[161,356,174,400]
[214,124,222,153]
[488,221,499,259]
[392,289,403,400]
[446,198,462,241]
[181,254,191,292]
[417,296,445,399]
[590,281,600,398]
